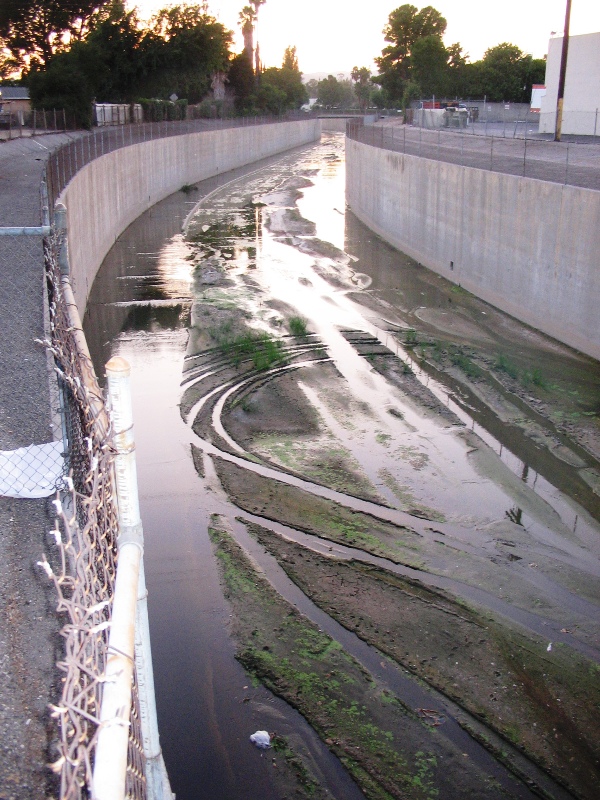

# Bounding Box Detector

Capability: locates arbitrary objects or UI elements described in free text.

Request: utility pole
[555,0,572,141]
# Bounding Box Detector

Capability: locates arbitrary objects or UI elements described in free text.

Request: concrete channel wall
[346,138,600,361]
[62,119,320,313]
[320,117,356,132]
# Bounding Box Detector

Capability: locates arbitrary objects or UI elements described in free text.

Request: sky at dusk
[130,1,600,75]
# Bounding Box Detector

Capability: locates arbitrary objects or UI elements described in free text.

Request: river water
[84,133,600,799]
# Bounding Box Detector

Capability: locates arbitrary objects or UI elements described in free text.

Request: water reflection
[84,190,194,371]
[84,145,370,800]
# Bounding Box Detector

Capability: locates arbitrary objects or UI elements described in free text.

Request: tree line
[0,0,307,124]
[311,4,546,111]
[373,4,546,108]
[1,1,547,124]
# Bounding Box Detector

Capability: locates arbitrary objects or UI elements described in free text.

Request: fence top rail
[0,225,51,236]
[43,114,314,216]
[345,121,600,192]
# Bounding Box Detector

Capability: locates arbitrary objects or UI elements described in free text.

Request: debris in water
[250,730,271,749]
[417,708,446,726]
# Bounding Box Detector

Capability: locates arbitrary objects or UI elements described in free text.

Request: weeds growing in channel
[521,367,547,390]
[420,342,551,395]
[270,735,322,797]
[289,316,308,337]
[430,341,444,362]
[495,354,547,390]
[209,522,440,800]
[494,354,519,380]
[219,331,284,370]
[448,346,482,379]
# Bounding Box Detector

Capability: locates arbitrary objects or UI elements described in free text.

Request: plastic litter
[250,730,271,749]
[417,708,446,727]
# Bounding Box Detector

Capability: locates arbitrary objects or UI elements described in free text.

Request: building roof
[0,86,30,101]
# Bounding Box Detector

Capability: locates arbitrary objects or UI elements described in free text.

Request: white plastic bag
[249,730,271,749]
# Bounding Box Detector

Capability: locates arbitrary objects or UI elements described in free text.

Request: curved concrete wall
[62,120,320,313]
[346,138,600,360]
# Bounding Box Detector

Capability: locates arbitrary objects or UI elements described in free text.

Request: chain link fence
[0,227,66,496]
[346,120,600,191]
[0,108,75,141]
[38,233,147,800]
[405,100,600,139]
[1,111,306,797]
[540,107,600,138]
[44,113,303,208]
[0,104,308,143]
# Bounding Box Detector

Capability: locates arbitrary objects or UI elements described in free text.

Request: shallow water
[181,135,600,619]
[84,133,600,798]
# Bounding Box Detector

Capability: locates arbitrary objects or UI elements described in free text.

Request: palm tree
[239,5,255,57]
[238,0,266,74]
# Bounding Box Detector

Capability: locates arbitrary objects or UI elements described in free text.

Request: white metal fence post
[92,537,141,800]
[104,356,173,800]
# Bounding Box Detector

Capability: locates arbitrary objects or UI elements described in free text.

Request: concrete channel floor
[0,133,84,800]
[0,124,597,799]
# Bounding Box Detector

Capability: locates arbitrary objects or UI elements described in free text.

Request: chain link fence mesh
[2,116,295,496]
[346,120,600,191]
[36,234,147,800]
[2,105,595,798]
[34,235,146,800]
[0,231,65,496]
[0,112,314,797]
[0,226,148,796]
[0,108,72,141]
[44,114,305,208]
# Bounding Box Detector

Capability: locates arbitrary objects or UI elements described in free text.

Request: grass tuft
[494,354,519,380]
[218,330,284,370]
[289,316,308,337]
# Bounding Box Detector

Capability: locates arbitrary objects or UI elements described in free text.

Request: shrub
[289,316,308,337]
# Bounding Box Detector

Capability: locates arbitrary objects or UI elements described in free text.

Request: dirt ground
[209,516,537,800]
[208,452,599,799]
[249,522,600,799]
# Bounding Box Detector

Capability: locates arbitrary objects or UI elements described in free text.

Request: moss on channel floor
[250,522,600,800]
[208,516,528,800]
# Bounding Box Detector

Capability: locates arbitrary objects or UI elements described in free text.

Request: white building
[539,31,600,136]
